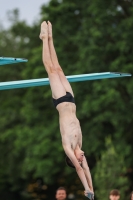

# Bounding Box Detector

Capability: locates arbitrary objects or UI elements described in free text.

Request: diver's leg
[48,21,74,97]
[40,21,66,99]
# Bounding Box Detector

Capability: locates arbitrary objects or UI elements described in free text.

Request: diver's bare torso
[56,102,82,149]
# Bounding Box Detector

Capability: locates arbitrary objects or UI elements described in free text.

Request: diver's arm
[63,145,91,192]
[82,156,94,192]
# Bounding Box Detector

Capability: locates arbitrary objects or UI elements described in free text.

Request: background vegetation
[0,0,133,200]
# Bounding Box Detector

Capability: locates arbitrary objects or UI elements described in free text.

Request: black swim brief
[52,92,75,107]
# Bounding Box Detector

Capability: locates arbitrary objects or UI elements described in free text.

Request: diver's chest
[68,132,80,146]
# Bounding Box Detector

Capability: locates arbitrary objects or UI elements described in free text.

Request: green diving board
[0,57,28,65]
[0,72,131,91]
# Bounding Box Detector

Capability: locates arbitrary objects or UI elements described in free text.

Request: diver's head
[74,148,84,163]
[65,156,75,168]
[65,148,84,168]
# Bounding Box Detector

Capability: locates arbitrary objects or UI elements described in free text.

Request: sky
[0,0,50,29]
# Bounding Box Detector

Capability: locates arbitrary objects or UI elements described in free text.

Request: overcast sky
[0,0,50,29]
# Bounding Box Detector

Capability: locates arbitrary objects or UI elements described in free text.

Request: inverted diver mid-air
[39,21,94,200]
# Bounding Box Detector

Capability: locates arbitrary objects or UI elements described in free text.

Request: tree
[94,137,129,200]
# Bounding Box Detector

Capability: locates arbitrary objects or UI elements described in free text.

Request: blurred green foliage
[0,0,133,200]
[94,137,129,199]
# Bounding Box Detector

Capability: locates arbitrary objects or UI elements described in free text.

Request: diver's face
[75,149,84,163]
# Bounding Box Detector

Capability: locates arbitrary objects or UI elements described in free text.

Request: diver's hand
[84,191,94,200]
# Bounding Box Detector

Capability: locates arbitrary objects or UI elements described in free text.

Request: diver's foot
[48,21,52,39]
[84,191,94,200]
[39,21,48,40]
